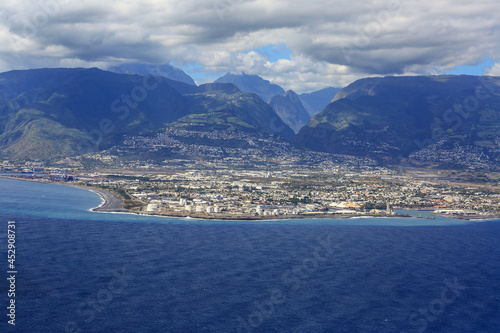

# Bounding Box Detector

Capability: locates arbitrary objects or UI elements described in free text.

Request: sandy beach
[86,188,128,212]
[0,175,128,213]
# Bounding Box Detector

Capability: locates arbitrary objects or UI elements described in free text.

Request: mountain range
[1,66,499,170]
[295,75,500,168]
[0,68,292,159]
[299,87,342,118]
[214,72,340,133]
[269,90,310,133]
[108,63,196,85]
[214,73,285,102]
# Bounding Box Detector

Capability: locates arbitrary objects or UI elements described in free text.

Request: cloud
[486,63,500,76]
[0,0,499,92]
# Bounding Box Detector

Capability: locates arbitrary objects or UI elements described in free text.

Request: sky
[0,0,499,93]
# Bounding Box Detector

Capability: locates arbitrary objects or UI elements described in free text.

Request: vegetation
[0,68,293,160]
[295,75,500,164]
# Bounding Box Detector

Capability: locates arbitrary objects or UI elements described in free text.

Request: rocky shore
[138,210,414,221]
[432,212,500,221]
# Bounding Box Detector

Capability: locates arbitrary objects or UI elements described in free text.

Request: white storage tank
[146,203,158,212]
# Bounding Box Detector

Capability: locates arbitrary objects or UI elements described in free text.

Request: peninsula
[2,160,499,221]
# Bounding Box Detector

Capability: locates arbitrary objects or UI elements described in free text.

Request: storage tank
[146,203,158,212]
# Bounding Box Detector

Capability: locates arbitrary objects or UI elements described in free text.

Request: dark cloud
[0,0,499,91]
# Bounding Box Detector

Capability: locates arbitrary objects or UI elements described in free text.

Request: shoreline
[1,175,499,222]
[138,211,416,221]
[0,175,127,213]
[139,211,500,221]
[431,212,500,221]
[85,187,129,213]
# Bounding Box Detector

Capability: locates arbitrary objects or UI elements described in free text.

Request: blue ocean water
[0,177,499,332]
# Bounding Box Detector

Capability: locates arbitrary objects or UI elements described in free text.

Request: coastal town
[2,157,500,221]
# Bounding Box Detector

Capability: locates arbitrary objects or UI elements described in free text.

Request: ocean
[0,177,499,332]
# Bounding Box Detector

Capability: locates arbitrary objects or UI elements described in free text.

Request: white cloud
[486,63,500,76]
[0,0,499,91]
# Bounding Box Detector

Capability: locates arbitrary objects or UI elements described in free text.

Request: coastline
[431,212,500,221]
[1,175,498,222]
[138,210,416,221]
[85,188,128,212]
[0,175,127,213]
[55,184,129,213]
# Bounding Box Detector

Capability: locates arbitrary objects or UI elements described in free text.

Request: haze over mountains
[1,65,499,170]
[269,90,310,134]
[108,63,196,86]
[214,72,340,133]
[215,73,285,102]
[299,87,342,118]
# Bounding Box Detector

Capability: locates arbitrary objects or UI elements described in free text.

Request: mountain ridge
[269,90,311,133]
[299,87,341,117]
[108,63,196,85]
[0,68,293,159]
[214,72,339,133]
[295,75,500,169]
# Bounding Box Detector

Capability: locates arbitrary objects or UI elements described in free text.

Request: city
[2,145,499,220]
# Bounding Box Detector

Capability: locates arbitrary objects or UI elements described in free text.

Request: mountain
[170,82,294,139]
[108,63,196,85]
[269,90,311,133]
[214,73,285,102]
[0,68,192,159]
[214,73,340,131]
[0,68,293,159]
[299,87,341,117]
[295,75,500,168]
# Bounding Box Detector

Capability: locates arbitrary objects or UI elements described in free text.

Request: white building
[146,203,158,212]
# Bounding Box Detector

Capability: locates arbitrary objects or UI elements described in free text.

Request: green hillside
[176,83,294,137]
[295,75,500,164]
[0,68,292,159]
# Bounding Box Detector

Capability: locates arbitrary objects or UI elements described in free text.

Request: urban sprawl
[2,153,499,221]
